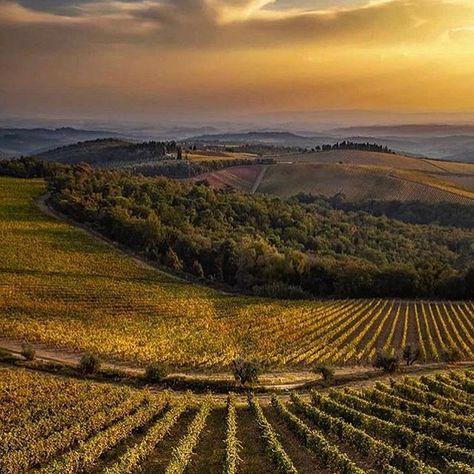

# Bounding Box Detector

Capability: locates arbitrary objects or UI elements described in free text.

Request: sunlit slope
[0,177,473,368]
[197,150,474,202]
[277,150,439,170]
[258,163,474,202]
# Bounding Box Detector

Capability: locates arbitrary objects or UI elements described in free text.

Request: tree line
[293,193,474,230]
[309,141,394,153]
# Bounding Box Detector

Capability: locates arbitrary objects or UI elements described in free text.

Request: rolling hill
[36,138,175,166]
[0,127,124,156]
[195,150,474,203]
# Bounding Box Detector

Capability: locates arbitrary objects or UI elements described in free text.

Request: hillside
[0,127,123,156]
[196,150,474,203]
[36,138,178,166]
[1,177,473,368]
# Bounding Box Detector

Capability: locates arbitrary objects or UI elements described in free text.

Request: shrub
[441,346,463,362]
[21,343,36,361]
[144,363,168,383]
[0,348,18,364]
[314,363,335,382]
[373,350,399,373]
[79,353,101,375]
[232,358,260,385]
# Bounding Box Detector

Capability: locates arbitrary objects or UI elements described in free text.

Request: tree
[402,344,419,366]
[314,363,335,382]
[464,267,474,299]
[165,247,183,272]
[192,260,205,279]
[376,265,419,297]
[232,358,260,385]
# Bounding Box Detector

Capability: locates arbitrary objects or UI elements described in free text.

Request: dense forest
[293,194,474,230]
[1,158,473,299]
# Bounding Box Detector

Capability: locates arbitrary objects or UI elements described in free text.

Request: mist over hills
[188,128,474,163]
[1,116,474,163]
[332,124,474,137]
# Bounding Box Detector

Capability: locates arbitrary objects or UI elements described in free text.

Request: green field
[1,177,473,369]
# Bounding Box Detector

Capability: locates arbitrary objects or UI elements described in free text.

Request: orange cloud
[0,0,473,118]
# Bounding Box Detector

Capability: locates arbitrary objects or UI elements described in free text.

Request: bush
[0,348,18,364]
[232,358,260,385]
[21,343,36,361]
[144,363,168,383]
[79,353,101,375]
[441,346,463,362]
[373,350,399,373]
[314,363,335,382]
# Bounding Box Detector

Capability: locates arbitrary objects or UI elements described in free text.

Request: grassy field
[196,150,474,203]
[1,366,473,473]
[0,177,473,369]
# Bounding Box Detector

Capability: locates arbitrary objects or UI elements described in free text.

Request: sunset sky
[1,0,473,122]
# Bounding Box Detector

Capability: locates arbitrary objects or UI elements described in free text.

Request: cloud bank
[0,0,473,119]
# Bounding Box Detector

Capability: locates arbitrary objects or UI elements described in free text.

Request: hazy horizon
[2,109,474,135]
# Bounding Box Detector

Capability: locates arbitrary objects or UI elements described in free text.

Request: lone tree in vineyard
[232,358,260,386]
[402,344,420,366]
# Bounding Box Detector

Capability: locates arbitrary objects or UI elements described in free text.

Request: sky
[1,0,474,124]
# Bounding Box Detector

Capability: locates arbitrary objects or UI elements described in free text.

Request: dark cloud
[16,0,96,16]
[0,0,472,53]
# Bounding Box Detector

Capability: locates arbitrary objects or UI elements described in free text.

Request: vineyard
[1,366,473,473]
[0,177,473,369]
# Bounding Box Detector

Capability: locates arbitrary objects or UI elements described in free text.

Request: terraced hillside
[1,177,473,368]
[1,367,473,473]
[195,150,474,203]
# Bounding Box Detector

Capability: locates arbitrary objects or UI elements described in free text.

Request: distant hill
[194,149,474,204]
[0,127,124,156]
[188,131,329,146]
[36,138,178,166]
[188,129,474,163]
[332,124,474,137]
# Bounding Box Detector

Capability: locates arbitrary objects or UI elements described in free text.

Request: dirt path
[251,165,268,194]
[2,336,473,398]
